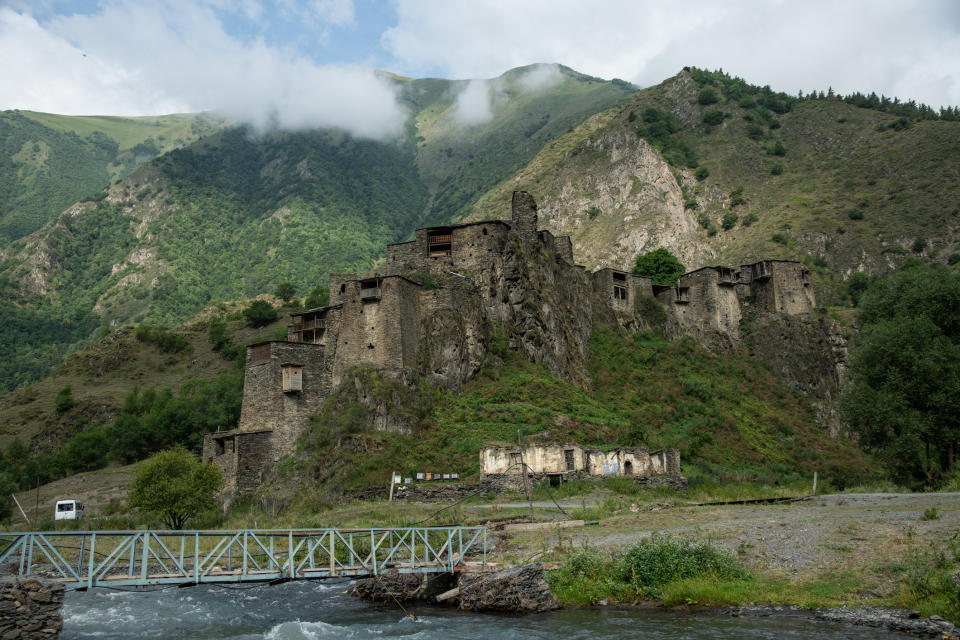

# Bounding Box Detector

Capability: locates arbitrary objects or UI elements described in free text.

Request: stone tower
[511,191,538,241]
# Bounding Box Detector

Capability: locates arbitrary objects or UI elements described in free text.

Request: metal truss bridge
[0,526,486,590]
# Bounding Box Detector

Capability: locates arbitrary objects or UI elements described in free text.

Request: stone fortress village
[204,192,821,498]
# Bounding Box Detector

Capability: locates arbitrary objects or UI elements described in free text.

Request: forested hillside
[0,110,223,241]
[0,65,632,392]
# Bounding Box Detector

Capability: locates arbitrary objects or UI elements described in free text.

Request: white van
[54,500,84,521]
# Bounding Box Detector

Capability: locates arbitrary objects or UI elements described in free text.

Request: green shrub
[620,538,749,598]
[586,205,602,219]
[274,282,296,303]
[771,163,784,175]
[948,253,960,265]
[707,224,718,237]
[729,187,746,207]
[771,141,787,156]
[304,286,330,309]
[847,272,871,306]
[738,96,756,109]
[913,237,927,253]
[746,124,765,140]
[694,166,710,181]
[242,300,278,327]
[698,88,719,105]
[703,110,724,126]
[54,385,74,414]
[135,325,190,354]
[627,110,637,122]
[697,213,711,230]
[847,209,864,220]
[771,233,788,245]
[721,211,738,230]
[741,212,758,227]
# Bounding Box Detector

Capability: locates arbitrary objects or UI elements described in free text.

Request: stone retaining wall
[0,577,64,639]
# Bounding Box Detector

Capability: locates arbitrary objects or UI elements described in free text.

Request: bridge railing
[0,526,486,589]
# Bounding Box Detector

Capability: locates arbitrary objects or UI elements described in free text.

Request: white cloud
[452,63,567,126]
[0,2,403,139]
[384,0,960,109]
[454,79,492,126]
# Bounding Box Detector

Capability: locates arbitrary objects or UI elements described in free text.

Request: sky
[2,0,959,137]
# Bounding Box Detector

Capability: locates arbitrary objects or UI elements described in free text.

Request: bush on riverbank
[548,537,748,605]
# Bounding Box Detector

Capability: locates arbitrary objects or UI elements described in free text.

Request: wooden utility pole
[518,430,533,517]
[812,471,818,496]
[11,494,29,525]
[389,471,397,502]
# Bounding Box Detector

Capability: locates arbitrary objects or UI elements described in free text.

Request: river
[62,579,912,639]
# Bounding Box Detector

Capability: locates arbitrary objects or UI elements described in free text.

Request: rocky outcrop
[457,564,560,613]
[347,571,457,603]
[0,577,64,639]
[349,563,559,614]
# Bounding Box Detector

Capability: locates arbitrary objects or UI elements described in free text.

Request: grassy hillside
[0,298,293,490]
[467,69,960,304]
[288,326,870,500]
[0,110,224,241]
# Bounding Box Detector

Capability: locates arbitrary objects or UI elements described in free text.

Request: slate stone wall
[0,577,64,639]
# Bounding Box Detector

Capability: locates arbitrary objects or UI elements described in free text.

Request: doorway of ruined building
[624,460,633,476]
[548,474,562,488]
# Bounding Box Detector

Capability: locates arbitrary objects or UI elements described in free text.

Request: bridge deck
[0,527,486,589]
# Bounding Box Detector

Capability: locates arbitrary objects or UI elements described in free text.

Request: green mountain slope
[467,69,960,303]
[288,327,870,498]
[0,66,632,391]
[0,110,224,241]
[400,64,634,223]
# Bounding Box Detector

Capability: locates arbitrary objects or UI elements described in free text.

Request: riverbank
[346,491,959,630]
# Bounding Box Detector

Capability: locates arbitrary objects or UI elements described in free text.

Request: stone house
[480,444,681,483]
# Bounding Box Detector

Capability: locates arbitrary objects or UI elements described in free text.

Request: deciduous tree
[128,448,223,529]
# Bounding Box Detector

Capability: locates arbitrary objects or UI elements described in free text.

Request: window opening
[428,228,453,257]
[564,449,575,471]
[613,285,627,300]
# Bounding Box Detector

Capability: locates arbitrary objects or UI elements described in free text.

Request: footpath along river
[61,578,917,639]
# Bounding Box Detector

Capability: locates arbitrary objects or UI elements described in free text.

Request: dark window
[624,460,633,476]
[613,272,627,282]
[482,227,488,236]
[564,449,575,471]
[510,452,521,468]
[614,286,627,300]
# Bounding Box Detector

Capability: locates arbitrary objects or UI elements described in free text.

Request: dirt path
[502,492,960,590]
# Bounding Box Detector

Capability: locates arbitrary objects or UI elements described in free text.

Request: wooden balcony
[360,287,381,300]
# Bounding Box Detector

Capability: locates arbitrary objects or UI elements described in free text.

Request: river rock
[457,563,559,613]
[348,570,457,603]
[815,606,959,638]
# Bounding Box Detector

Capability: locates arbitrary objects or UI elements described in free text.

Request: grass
[284,326,870,503]
[547,537,749,605]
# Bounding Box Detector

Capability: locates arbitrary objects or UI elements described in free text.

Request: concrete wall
[480,444,681,478]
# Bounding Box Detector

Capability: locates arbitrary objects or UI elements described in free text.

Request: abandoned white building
[480,444,682,486]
